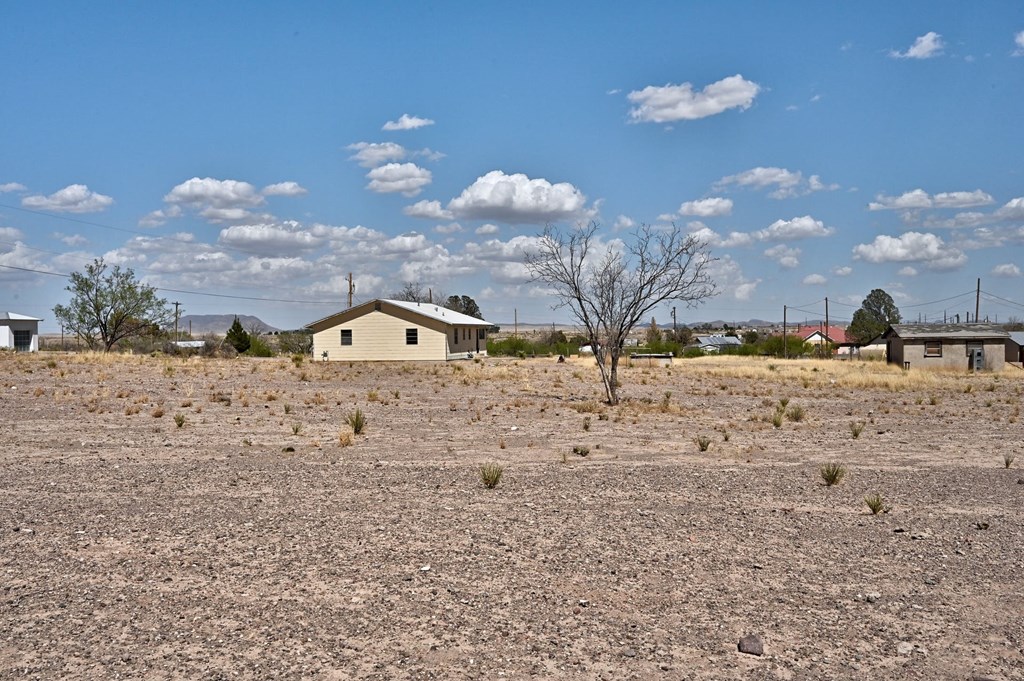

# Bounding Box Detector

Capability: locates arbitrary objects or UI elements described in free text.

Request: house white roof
[382,299,492,326]
[307,299,493,330]
[0,312,42,321]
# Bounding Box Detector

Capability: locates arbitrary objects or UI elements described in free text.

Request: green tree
[525,222,715,405]
[848,289,901,344]
[646,317,662,346]
[52,258,173,352]
[444,294,484,319]
[742,329,759,345]
[226,316,250,353]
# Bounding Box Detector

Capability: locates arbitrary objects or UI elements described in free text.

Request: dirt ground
[2,351,1022,680]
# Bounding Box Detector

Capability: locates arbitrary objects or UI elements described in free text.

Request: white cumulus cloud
[1014,30,1024,56]
[679,197,733,217]
[0,226,24,240]
[612,215,635,231]
[715,167,836,199]
[995,197,1024,220]
[890,31,944,59]
[764,245,801,269]
[898,266,918,276]
[0,182,27,193]
[262,181,308,197]
[218,222,323,256]
[992,263,1022,277]
[365,163,432,197]
[434,222,463,235]
[475,224,500,236]
[802,273,827,285]
[869,188,994,211]
[404,199,453,220]
[165,177,265,209]
[347,142,408,168]
[382,114,435,131]
[138,205,183,228]
[627,74,761,123]
[754,216,835,241]
[833,266,853,277]
[852,231,966,270]
[22,184,114,213]
[446,170,589,224]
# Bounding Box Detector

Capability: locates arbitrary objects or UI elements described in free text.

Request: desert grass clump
[291,423,302,435]
[786,404,805,422]
[346,408,366,435]
[819,462,847,486]
[283,403,292,414]
[151,406,165,418]
[771,410,784,429]
[695,435,712,452]
[850,421,865,439]
[480,462,504,489]
[1004,453,1016,469]
[864,493,890,515]
[173,413,186,428]
[583,416,591,432]
[572,445,590,457]
[367,389,380,402]
[338,431,353,447]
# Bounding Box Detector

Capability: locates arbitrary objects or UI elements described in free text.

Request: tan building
[307,299,493,362]
[882,323,1008,371]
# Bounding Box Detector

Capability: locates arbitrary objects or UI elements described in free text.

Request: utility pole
[824,297,829,359]
[783,305,788,359]
[514,308,518,337]
[975,277,980,323]
[671,306,677,336]
[347,273,355,308]
[173,302,181,342]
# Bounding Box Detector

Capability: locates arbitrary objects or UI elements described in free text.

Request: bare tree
[391,281,447,304]
[525,222,715,404]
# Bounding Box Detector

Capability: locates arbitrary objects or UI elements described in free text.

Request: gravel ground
[2,352,1023,680]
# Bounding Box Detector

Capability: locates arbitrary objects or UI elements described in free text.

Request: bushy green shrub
[246,336,274,357]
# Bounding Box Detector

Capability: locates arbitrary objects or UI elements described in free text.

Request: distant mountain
[178,314,281,336]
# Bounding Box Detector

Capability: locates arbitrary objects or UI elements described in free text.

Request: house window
[374,302,382,311]
[924,341,942,357]
[463,328,468,340]
[13,330,31,352]
[406,328,418,345]
[340,329,352,346]
[478,328,486,340]
[452,329,458,345]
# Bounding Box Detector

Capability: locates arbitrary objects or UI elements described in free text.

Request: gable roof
[794,324,850,343]
[883,323,1009,340]
[0,312,42,321]
[694,335,742,347]
[1008,331,1024,347]
[307,299,492,331]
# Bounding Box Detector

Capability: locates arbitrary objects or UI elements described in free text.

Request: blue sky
[2,2,1024,331]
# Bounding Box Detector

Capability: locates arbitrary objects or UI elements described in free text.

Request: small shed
[690,335,742,353]
[882,323,1009,371]
[0,312,42,352]
[307,299,494,362]
[1007,331,1024,366]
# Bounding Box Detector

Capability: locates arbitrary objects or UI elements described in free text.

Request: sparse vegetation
[291,423,302,435]
[819,462,847,486]
[173,413,186,428]
[850,421,865,439]
[695,435,712,452]
[346,408,366,435]
[479,462,504,488]
[786,404,805,422]
[1005,453,1016,469]
[864,493,891,515]
[572,445,590,457]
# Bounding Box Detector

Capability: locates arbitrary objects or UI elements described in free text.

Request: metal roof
[1008,331,1024,346]
[0,312,42,321]
[884,323,1009,340]
[307,299,492,330]
[695,335,742,346]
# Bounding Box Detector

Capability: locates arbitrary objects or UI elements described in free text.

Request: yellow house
[307,299,494,362]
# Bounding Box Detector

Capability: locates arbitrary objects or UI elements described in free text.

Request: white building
[0,312,42,352]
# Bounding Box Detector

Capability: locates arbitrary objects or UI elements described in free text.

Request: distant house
[882,323,1009,371]
[690,335,742,353]
[307,299,494,362]
[0,312,41,352]
[1006,331,1024,366]
[794,324,854,357]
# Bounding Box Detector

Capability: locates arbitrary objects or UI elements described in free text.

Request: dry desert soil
[2,352,1023,680]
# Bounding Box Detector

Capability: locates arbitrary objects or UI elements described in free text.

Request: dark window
[13,330,31,352]
[406,328,418,345]
[924,341,942,357]
[453,329,458,345]
[477,328,486,340]
[340,329,352,346]
[374,302,382,311]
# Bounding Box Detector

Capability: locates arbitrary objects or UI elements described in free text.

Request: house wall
[1007,341,1024,364]
[447,325,486,357]
[896,339,1005,371]
[0,321,39,351]
[313,308,449,361]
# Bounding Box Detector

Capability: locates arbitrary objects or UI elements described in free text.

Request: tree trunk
[607,352,620,405]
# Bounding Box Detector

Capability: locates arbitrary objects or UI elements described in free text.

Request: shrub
[786,404,805,422]
[864,493,890,515]
[572,445,590,457]
[173,413,186,428]
[291,423,302,435]
[291,354,303,367]
[695,435,712,452]
[246,336,274,357]
[479,462,504,489]
[284,403,292,414]
[346,408,366,435]
[771,411,784,429]
[819,462,847,486]
[1005,453,1016,469]
[583,416,591,432]
[850,421,865,439]
[338,431,353,447]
